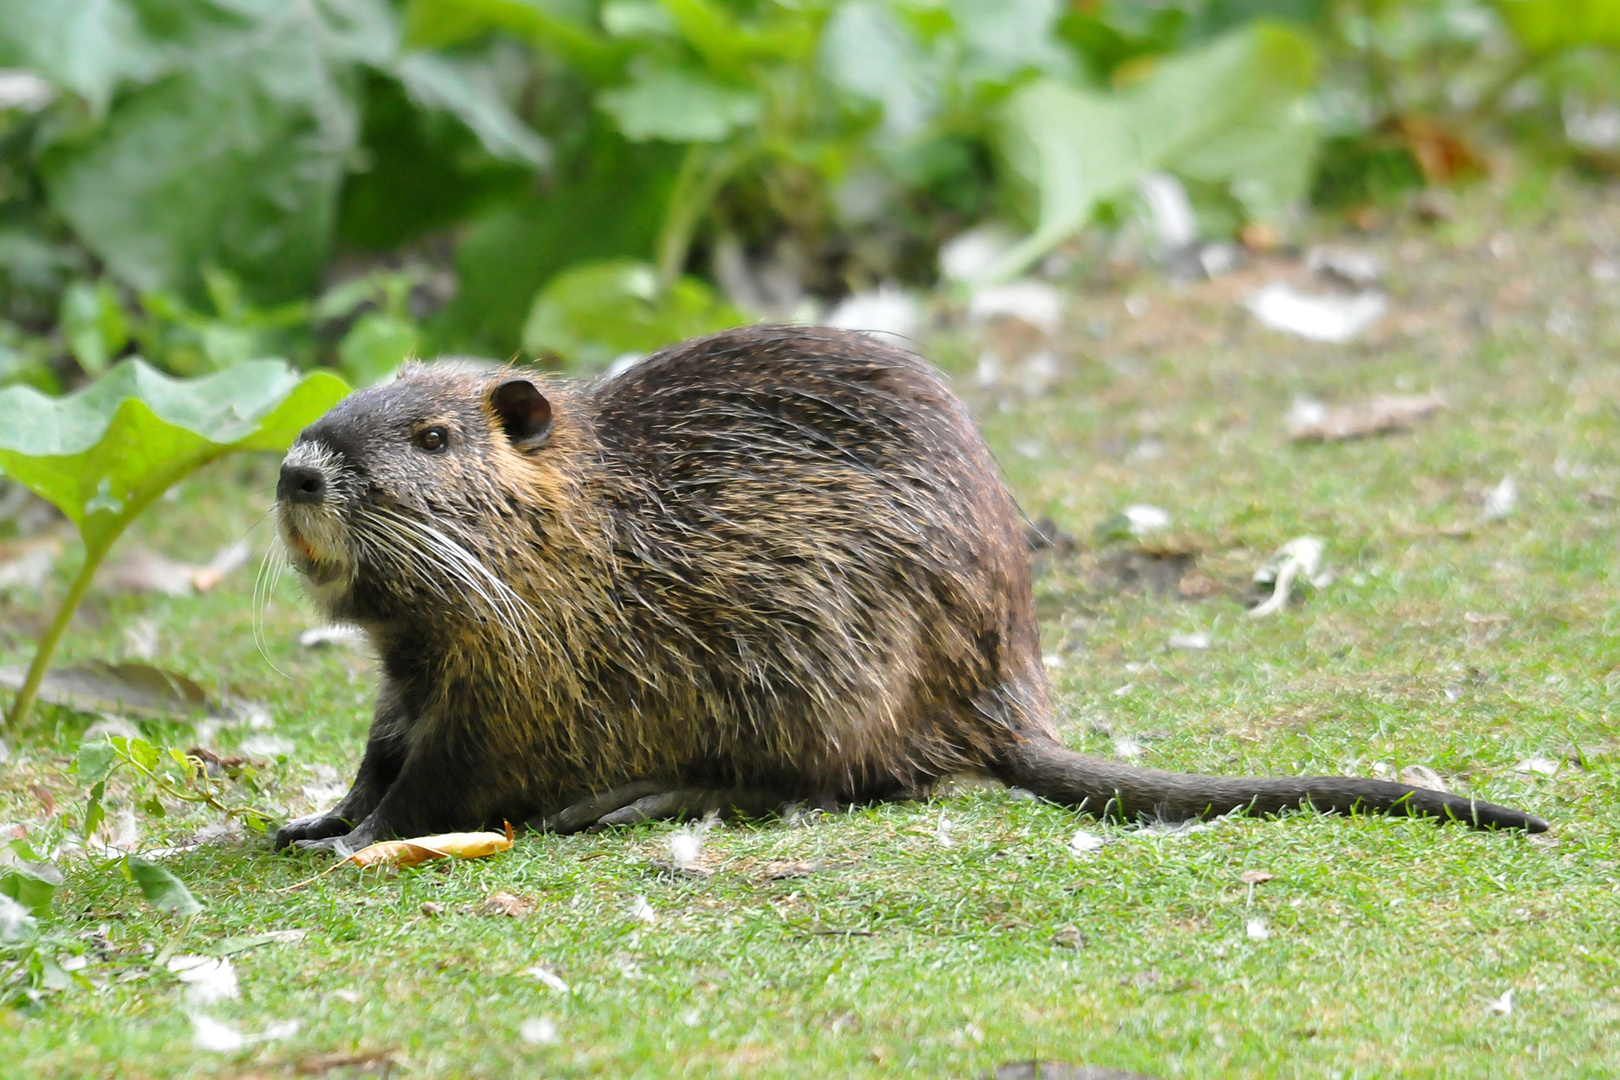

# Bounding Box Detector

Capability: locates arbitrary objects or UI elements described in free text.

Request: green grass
[2,182,1618,1078]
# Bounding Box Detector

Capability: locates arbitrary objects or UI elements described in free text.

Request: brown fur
[272,326,1545,850]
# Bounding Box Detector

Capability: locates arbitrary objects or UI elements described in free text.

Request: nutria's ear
[490,379,554,449]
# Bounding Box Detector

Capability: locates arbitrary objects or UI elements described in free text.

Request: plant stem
[4,541,107,729]
[656,143,750,289]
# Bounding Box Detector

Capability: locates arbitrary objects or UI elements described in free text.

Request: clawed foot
[535,784,790,834]
[274,811,354,851]
[275,812,384,855]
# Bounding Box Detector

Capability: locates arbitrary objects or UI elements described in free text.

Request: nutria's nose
[278,463,327,505]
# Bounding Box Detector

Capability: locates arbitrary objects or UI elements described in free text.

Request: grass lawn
[1,181,1617,1078]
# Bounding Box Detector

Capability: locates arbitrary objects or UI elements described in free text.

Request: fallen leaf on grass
[1513,757,1561,777]
[1239,870,1275,885]
[0,661,206,718]
[293,1050,396,1076]
[24,785,54,817]
[480,891,531,918]
[761,860,820,880]
[185,745,259,776]
[1050,926,1086,949]
[276,822,515,892]
[1288,393,1444,441]
[1175,571,1222,599]
[420,901,445,917]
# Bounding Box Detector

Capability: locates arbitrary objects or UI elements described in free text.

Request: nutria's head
[275,363,559,624]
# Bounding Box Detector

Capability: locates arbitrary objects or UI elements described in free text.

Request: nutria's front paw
[274,812,354,851]
[291,814,386,856]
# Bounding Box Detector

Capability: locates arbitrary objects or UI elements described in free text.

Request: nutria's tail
[996,736,1548,833]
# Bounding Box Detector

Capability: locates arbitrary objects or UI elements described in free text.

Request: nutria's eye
[415,427,447,452]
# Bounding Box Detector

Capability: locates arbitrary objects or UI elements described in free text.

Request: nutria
[271,325,1546,851]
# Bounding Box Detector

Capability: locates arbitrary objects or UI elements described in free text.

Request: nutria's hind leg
[532,782,666,834]
[535,785,794,832]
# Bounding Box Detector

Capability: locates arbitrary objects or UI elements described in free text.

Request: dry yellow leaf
[278,822,514,892]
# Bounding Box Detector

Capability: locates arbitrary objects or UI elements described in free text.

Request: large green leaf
[657,0,818,78]
[991,22,1318,278]
[948,0,1074,84]
[38,1,390,302]
[521,259,744,370]
[819,1,941,138]
[403,0,627,81]
[434,131,683,355]
[0,0,166,116]
[393,52,551,166]
[1494,0,1620,51]
[126,856,203,917]
[0,862,60,918]
[0,359,348,552]
[598,64,762,142]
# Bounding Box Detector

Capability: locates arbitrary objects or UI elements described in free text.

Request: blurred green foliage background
[0,0,1616,388]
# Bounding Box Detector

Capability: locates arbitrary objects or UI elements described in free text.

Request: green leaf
[819,1,940,138]
[0,862,61,918]
[126,856,203,917]
[124,736,159,773]
[1494,0,1620,51]
[38,2,374,301]
[602,0,678,39]
[393,52,551,166]
[75,740,117,784]
[521,259,744,370]
[59,281,129,377]
[992,22,1318,278]
[948,0,1074,85]
[598,65,762,143]
[0,359,348,554]
[403,0,626,81]
[657,0,817,76]
[435,131,682,355]
[83,780,106,840]
[339,312,419,387]
[0,0,167,116]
